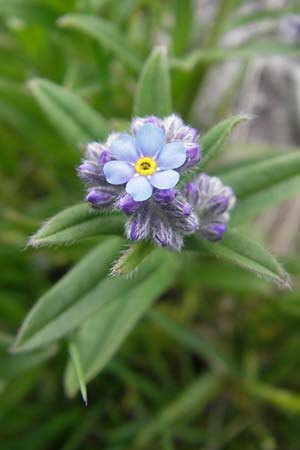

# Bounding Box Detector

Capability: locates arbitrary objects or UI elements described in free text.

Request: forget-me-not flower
[103,123,187,201]
[77,114,234,250]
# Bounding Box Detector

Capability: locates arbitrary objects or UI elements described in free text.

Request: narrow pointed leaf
[58,14,141,72]
[172,42,300,71]
[187,230,290,288]
[14,246,172,352]
[222,152,300,224]
[64,252,178,396]
[14,238,125,351]
[180,115,250,185]
[68,340,88,405]
[111,240,154,276]
[134,46,172,117]
[29,203,124,247]
[0,333,55,379]
[28,78,110,146]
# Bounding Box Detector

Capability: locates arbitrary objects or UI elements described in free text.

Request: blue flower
[102,123,187,201]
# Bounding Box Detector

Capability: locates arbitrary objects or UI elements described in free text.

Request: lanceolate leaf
[222,152,300,224]
[64,252,179,396]
[67,339,88,405]
[180,114,250,185]
[14,246,173,352]
[200,114,250,168]
[172,41,300,71]
[0,333,55,379]
[28,78,110,146]
[111,240,154,276]
[134,46,172,117]
[29,203,124,247]
[58,14,141,72]
[187,230,290,288]
[14,238,125,351]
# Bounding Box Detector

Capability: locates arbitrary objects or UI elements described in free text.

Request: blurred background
[1,0,300,449]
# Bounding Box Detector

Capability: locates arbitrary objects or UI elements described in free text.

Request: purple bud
[99,150,112,166]
[183,182,198,205]
[86,189,112,206]
[185,143,201,168]
[204,223,227,241]
[206,195,229,215]
[128,220,139,241]
[179,201,191,217]
[125,208,150,241]
[179,127,198,142]
[118,194,141,215]
[153,188,176,204]
[77,162,99,183]
[152,223,183,251]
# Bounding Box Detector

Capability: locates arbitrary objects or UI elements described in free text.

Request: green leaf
[14,245,173,352]
[222,152,300,225]
[57,13,141,72]
[133,373,221,449]
[67,339,88,405]
[14,238,125,352]
[0,333,55,379]
[172,41,300,71]
[64,251,178,396]
[0,0,58,25]
[180,114,250,185]
[187,229,290,288]
[28,78,110,146]
[29,203,124,247]
[134,46,172,117]
[111,240,154,276]
[246,380,300,414]
[200,114,250,167]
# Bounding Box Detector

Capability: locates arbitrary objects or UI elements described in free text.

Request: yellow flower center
[134,157,157,176]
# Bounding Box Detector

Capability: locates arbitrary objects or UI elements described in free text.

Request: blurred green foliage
[1,0,300,449]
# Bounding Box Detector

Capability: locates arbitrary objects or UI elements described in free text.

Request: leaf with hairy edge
[58,14,141,72]
[28,78,110,146]
[111,240,154,276]
[13,247,172,352]
[222,152,300,224]
[14,238,125,351]
[200,114,250,168]
[29,203,124,247]
[187,230,290,288]
[180,115,250,185]
[64,251,178,396]
[134,46,172,117]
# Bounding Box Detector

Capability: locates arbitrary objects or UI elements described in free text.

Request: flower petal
[126,176,153,201]
[150,170,180,189]
[110,133,139,162]
[157,142,186,169]
[103,161,134,185]
[136,123,165,157]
